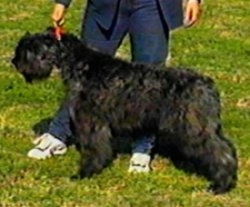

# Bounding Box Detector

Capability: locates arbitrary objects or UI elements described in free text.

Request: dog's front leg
[77,125,114,179]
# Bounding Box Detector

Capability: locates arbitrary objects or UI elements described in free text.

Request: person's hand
[51,3,66,27]
[184,0,201,27]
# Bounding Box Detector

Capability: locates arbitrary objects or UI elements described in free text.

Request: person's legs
[130,33,169,65]
[82,2,156,171]
[129,0,170,65]
[127,0,170,171]
[82,1,157,172]
[47,101,72,143]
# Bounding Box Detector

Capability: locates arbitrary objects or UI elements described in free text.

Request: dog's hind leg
[177,84,237,194]
[178,122,237,194]
[158,106,237,194]
[185,100,238,194]
[200,131,238,194]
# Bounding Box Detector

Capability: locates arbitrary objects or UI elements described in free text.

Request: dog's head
[12,28,64,83]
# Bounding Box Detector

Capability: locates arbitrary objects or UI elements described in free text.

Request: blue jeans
[82,0,170,64]
[49,0,170,154]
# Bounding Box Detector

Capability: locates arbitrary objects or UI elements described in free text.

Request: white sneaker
[27,133,67,159]
[128,153,151,173]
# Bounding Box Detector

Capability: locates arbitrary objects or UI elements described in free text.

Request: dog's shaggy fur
[12,28,238,194]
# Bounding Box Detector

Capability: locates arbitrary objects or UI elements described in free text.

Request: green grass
[1,0,250,206]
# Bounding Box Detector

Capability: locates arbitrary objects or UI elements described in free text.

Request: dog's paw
[207,184,231,195]
[128,153,151,173]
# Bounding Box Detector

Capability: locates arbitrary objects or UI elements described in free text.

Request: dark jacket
[55,0,184,29]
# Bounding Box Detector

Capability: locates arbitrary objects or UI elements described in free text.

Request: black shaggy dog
[12,28,237,194]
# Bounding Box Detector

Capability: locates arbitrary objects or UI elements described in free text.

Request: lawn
[0,0,250,206]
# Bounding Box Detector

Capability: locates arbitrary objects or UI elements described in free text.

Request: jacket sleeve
[55,0,72,7]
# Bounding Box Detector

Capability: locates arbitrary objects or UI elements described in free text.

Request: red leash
[54,26,65,41]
